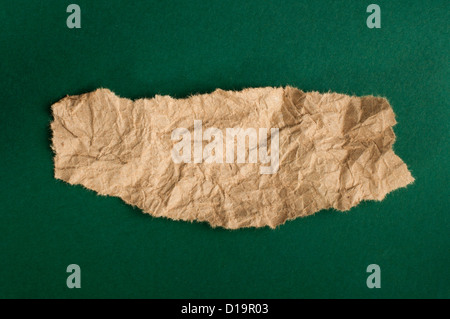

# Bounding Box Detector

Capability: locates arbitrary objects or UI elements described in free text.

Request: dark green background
[0,0,448,299]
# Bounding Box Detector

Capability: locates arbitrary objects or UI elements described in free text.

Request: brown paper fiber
[51,87,414,229]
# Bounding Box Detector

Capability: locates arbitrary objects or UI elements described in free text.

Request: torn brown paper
[51,87,414,229]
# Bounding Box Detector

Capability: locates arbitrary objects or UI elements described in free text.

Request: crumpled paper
[51,87,414,229]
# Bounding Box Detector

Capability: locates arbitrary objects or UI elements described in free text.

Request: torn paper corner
[50,86,414,229]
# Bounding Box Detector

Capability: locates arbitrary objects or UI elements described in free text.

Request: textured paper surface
[51,87,414,229]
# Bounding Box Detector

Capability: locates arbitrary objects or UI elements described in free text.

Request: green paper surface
[0,0,448,298]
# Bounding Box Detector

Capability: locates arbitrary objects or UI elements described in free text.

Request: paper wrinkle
[51,86,414,229]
